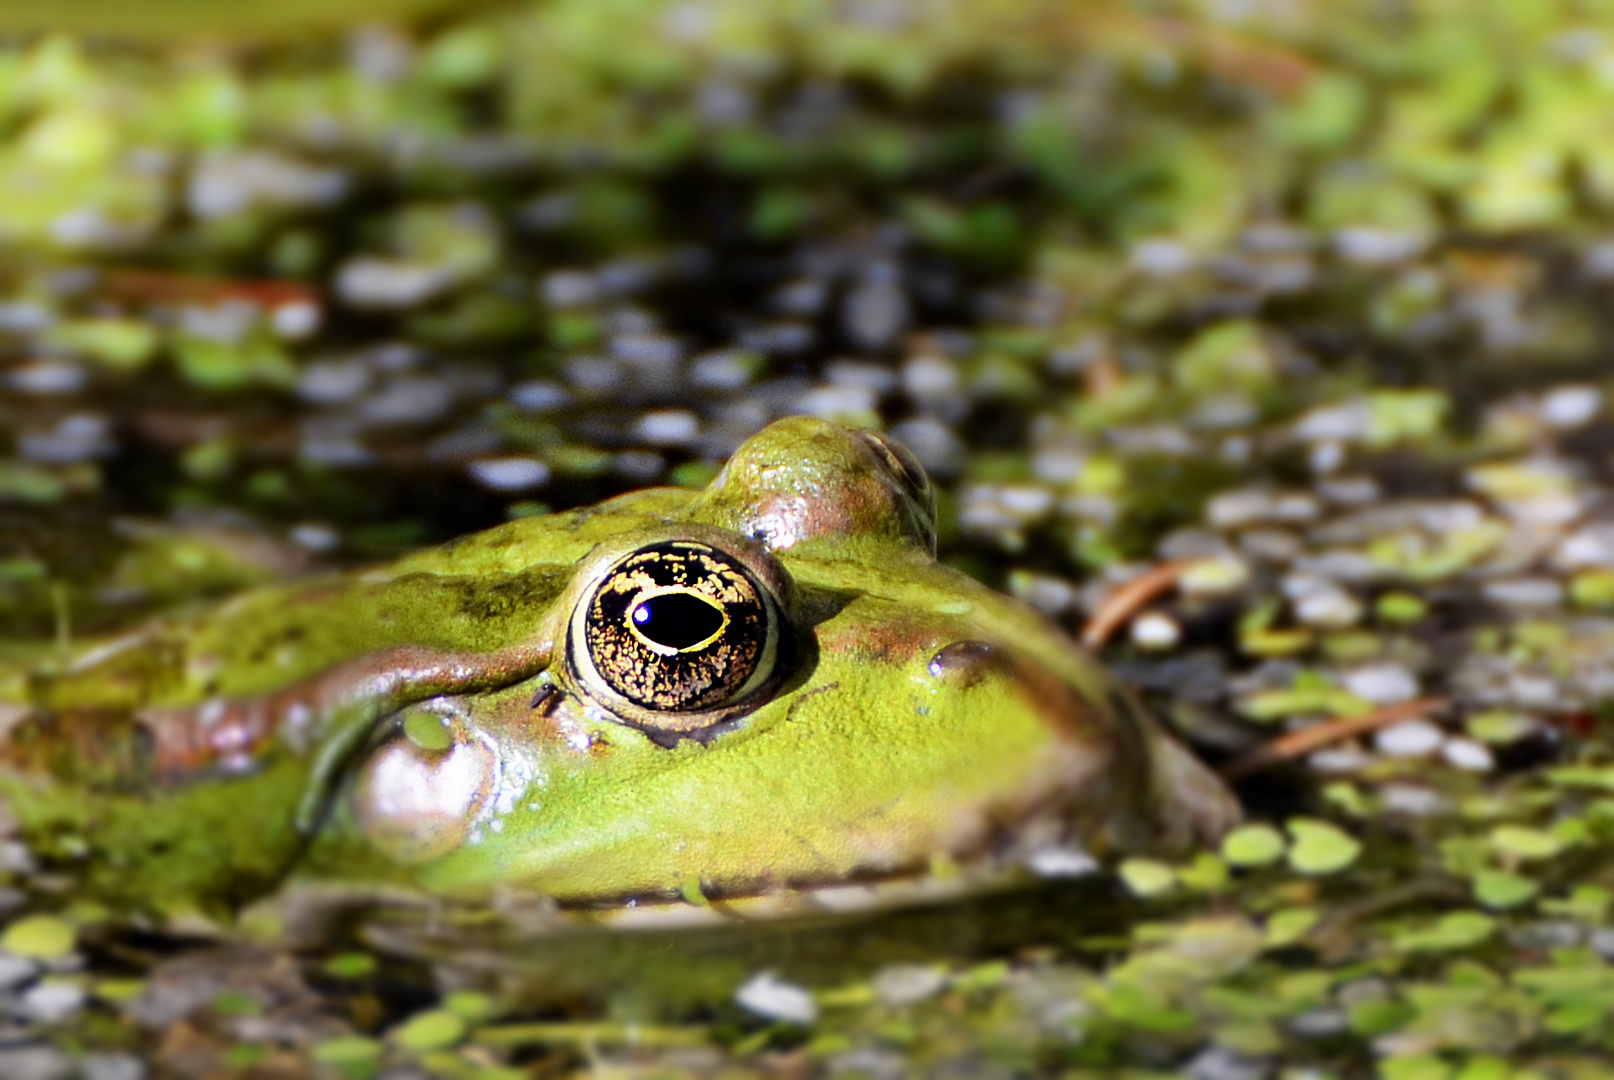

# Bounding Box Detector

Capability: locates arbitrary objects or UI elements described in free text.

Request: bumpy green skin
[0,419,1237,914]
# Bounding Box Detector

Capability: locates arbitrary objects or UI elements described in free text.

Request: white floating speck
[826,359,898,395]
[633,409,701,447]
[611,332,683,368]
[1341,663,1419,706]
[187,149,347,220]
[298,418,373,467]
[0,953,39,992]
[289,523,340,552]
[735,972,818,1024]
[296,358,371,404]
[270,301,322,340]
[1179,555,1252,597]
[689,349,755,391]
[1553,525,1614,570]
[467,457,551,493]
[1207,488,1276,530]
[1374,719,1444,758]
[18,414,114,464]
[872,965,947,1007]
[1285,575,1363,629]
[901,354,960,403]
[1441,737,1495,773]
[1380,783,1447,816]
[1293,400,1374,444]
[20,980,86,1023]
[615,450,665,483]
[1010,573,1077,617]
[79,1052,145,1080]
[1025,847,1099,879]
[793,384,878,423]
[335,258,454,310]
[357,375,452,425]
[1308,440,1345,476]
[1315,475,1381,506]
[1129,237,1196,277]
[1238,529,1302,564]
[890,417,965,478]
[1307,747,1371,774]
[1540,385,1601,430]
[1332,227,1427,266]
[1030,447,1085,485]
[997,484,1055,519]
[6,360,87,396]
[1481,577,1564,610]
[1272,494,1321,524]
[539,269,600,309]
[1130,612,1181,651]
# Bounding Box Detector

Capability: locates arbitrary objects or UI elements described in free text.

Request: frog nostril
[927,640,1009,686]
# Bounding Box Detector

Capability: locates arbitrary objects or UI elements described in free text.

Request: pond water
[1,3,1613,1077]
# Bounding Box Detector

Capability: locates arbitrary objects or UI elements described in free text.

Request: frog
[0,417,1239,925]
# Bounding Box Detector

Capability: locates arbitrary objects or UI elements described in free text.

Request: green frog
[0,418,1237,924]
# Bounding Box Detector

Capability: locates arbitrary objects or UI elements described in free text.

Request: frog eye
[567,539,785,724]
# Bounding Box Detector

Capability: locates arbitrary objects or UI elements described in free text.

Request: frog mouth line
[532,801,1110,932]
[287,837,1107,946]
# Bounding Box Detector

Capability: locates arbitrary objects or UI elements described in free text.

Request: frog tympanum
[0,418,1238,923]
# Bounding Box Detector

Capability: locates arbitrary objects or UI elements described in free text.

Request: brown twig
[1218,697,1452,782]
[1080,559,1192,648]
[103,269,319,308]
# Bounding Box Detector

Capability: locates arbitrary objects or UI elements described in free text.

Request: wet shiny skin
[0,418,1238,914]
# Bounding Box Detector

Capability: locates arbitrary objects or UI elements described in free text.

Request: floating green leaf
[1222,824,1287,867]
[1,915,75,960]
[392,1009,467,1052]
[1264,908,1319,948]
[311,1036,383,1066]
[1490,825,1564,861]
[1118,858,1176,898]
[1472,870,1538,910]
[1392,911,1496,952]
[1286,819,1362,875]
[1380,1054,1454,1080]
[323,952,378,980]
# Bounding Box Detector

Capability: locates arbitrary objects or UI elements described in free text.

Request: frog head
[332,417,1239,913]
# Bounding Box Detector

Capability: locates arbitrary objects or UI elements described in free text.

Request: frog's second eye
[568,540,783,722]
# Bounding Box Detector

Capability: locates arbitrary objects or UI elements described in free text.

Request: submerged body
[0,419,1237,919]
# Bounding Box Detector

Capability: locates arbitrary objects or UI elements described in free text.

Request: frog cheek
[926,639,1124,755]
[348,732,497,864]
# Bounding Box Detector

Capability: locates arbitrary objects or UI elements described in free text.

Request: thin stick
[1218,697,1451,782]
[1080,559,1192,648]
[104,269,319,308]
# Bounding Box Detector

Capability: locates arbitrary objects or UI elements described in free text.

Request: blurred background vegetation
[7,2,1614,1078]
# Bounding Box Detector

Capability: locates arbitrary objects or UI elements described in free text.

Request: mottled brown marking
[29,640,552,786]
[819,617,943,665]
[0,708,156,791]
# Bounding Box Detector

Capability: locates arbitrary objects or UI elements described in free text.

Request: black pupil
[631,593,725,651]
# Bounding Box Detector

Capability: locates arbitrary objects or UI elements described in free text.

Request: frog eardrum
[564,535,791,737]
